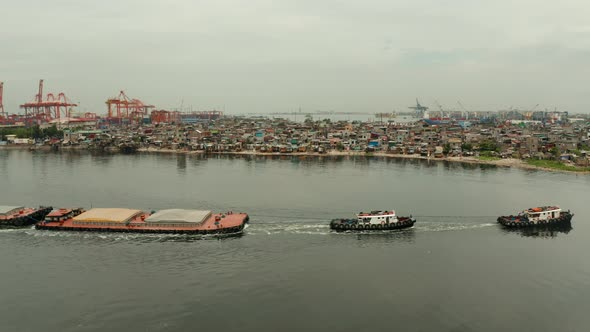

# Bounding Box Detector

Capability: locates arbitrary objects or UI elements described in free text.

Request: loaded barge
[330,210,416,231]
[36,208,249,235]
[497,206,573,228]
[1,205,53,228]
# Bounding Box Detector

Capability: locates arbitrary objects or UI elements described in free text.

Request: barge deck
[36,208,249,235]
[0,206,53,227]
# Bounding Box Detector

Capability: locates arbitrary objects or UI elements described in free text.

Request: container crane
[457,101,469,120]
[434,100,446,118]
[525,104,539,119]
[19,79,78,123]
[106,90,155,124]
[0,82,5,117]
[408,98,428,117]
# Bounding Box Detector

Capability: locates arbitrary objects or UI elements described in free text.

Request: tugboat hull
[330,217,416,231]
[497,211,573,228]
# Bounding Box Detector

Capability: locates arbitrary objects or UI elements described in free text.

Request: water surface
[0,150,588,332]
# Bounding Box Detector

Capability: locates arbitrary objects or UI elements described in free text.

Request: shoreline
[140,148,590,174]
[3,145,589,174]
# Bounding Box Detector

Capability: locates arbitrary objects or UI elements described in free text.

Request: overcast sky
[2,0,589,115]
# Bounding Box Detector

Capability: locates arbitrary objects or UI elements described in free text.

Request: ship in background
[374,111,397,119]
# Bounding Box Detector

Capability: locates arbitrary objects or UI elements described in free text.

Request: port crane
[19,79,78,122]
[0,82,5,118]
[408,98,428,116]
[106,90,154,124]
[457,101,469,120]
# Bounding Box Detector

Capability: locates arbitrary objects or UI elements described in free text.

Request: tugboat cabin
[522,206,561,221]
[356,210,398,225]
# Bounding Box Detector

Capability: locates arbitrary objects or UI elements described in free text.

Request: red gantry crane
[19,79,78,123]
[106,90,154,124]
[150,110,181,124]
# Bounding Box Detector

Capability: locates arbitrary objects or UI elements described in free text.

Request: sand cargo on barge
[1,205,53,228]
[36,208,249,235]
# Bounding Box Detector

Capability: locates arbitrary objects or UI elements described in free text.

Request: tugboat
[497,206,573,228]
[36,207,249,235]
[0,205,53,228]
[330,210,416,231]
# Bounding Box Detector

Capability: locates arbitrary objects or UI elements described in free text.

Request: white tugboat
[330,210,416,231]
[497,206,573,228]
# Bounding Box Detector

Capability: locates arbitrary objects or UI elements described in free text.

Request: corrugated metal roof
[73,208,142,223]
[145,209,212,224]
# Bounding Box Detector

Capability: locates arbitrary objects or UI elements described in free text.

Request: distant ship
[422,117,451,125]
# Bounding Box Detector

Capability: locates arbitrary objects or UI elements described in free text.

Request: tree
[549,147,560,159]
[42,125,63,138]
[479,140,499,152]
[461,143,473,151]
[443,143,451,155]
[31,126,42,139]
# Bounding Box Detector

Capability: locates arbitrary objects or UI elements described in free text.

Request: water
[254,113,419,123]
[1,150,589,332]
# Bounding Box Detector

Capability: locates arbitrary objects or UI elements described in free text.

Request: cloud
[2,0,590,114]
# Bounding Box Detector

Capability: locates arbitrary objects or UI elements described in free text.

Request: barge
[0,205,53,228]
[330,210,416,231]
[35,208,249,235]
[497,206,573,228]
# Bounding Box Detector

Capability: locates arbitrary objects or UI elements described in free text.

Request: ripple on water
[17,228,244,247]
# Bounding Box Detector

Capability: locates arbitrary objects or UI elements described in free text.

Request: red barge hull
[35,208,249,235]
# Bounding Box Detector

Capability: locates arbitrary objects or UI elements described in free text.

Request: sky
[1,0,590,115]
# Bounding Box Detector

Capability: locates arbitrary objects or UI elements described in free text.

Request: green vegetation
[478,155,501,161]
[548,147,560,158]
[443,143,451,154]
[0,125,63,140]
[526,159,590,172]
[461,143,473,151]
[478,140,500,153]
[479,150,499,158]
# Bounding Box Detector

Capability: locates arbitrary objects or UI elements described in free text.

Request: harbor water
[1,150,589,332]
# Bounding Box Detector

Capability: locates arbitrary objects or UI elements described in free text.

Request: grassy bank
[526,159,590,172]
[478,155,502,161]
